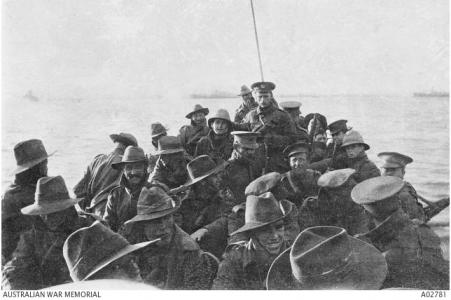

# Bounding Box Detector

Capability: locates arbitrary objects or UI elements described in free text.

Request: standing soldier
[74,132,138,217]
[178,104,210,157]
[341,130,380,182]
[2,176,90,290]
[351,176,449,289]
[2,139,54,265]
[239,82,296,173]
[103,146,150,232]
[279,101,308,142]
[195,108,234,163]
[234,85,258,123]
[148,122,168,173]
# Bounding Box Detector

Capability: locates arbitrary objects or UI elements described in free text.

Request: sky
[2,0,449,99]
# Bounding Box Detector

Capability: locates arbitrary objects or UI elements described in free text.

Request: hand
[190,228,208,242]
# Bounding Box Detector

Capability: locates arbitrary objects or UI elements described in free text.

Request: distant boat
[190,90,236,99]
[413,90,449,97]
[24,90,39,102]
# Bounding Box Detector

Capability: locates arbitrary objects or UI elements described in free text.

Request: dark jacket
[2,215,91,290]
[1,183,39,265]
[346,152,380,183]
[238,106,296,173]
[135,225,218,289]
[178,123,210,157]
[398,182,427,223]
[195,130,234,163]
[234,101,258,123]
[149,157,189,190]
[73,148,124,217]
[212,241,287,290]
[103,175,150,232]
[356,209,449,289]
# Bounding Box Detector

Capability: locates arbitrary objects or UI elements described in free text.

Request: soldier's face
[254,221,285,256]
[212,119,229,135]
[332,131,345,144]
[289,153,308,169]
[380,167,405,179]
[124,162,147,185]
[40,207,74,230]
[191,112,206,124]
[314,133,327,144]
[143,215,175,248]
[256,91,272,108]
[242,93,254,105]
[345,144,364,158]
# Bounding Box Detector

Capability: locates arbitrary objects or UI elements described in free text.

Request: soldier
[103,146,150,232]
[148,122,168,173]
[304,113,327,141]
[212,192,289,290]
[149,136,189,190]
[326,119,350,169]
[63,221,158,282]
[266,226,388,290]
[279,101,308,142]
[2,176,91,290]
[352,176,449,289]
[74,132,138,217]
[2,139,54,265]
[195,108,234,163]
[234,85,258,123]
[178,104,210,157]
[341,130,380,182]
[377,152,427,223]
[312,129,327,143]
[121,187,219,289]
[283,142,311,170]
[239,81,296,173]
[222,131,264,203]
[178,155,236,258]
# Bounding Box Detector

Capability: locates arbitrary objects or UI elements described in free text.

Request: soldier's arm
[2,231,43,290]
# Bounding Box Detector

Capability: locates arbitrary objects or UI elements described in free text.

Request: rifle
[418,195,450,221]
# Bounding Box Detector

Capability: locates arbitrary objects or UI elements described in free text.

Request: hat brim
[266,236,388,290]
[124,206,179,224]
[151,132,166,138]
[154,148,185,156]
[21,197,82,215]
[183,163,225,187]
[185,108,209,119]
[207,118,233,129]
[341,142,370,151]
[380,162,403,168]
[84,239,159,281]
[230,203,292,236]
[12,151,56,175]
[111,158,148,170]
[109,134,137,147]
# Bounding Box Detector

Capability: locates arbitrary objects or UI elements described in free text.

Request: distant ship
[24,90,39,102]
[413,90,449,97]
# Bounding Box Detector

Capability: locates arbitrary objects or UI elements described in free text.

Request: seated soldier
[377,152,428,223]
[103,146,150,232]
[63,221,158,282]
[195,109,234,163]
[351,176,449,289]
[120,187,218,289]
[283,142,311,170]
[341,130,380,182]
[178,155,237,258]
[266,226,388,290]
[2,176,91,290]
[212,192,290,290]
[149,136,189,190]
[178,104,210,157]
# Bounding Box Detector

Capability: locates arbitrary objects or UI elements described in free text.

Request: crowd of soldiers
[1,81,449,290]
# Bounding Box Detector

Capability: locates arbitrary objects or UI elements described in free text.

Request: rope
[250,0,264,81]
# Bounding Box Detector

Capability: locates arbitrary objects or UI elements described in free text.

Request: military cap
[327,119,349,135]
[351,176,405,205]
[317,168,356,188]
[245,172,282,196]
[251,81,276,92]
[377,152,413,168]
[231,131,259,149]
[283,142,311,158]
[279,101,301,111]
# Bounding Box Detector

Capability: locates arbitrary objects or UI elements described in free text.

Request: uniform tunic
[346,152,380,183]
[195,131,234,163]
[178,123,210,157]
[234,101,258,123]
[398,182,427,223]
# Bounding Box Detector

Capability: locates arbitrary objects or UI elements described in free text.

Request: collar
[361,209,411,244]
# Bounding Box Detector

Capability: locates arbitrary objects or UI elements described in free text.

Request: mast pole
[250,0,264,81]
